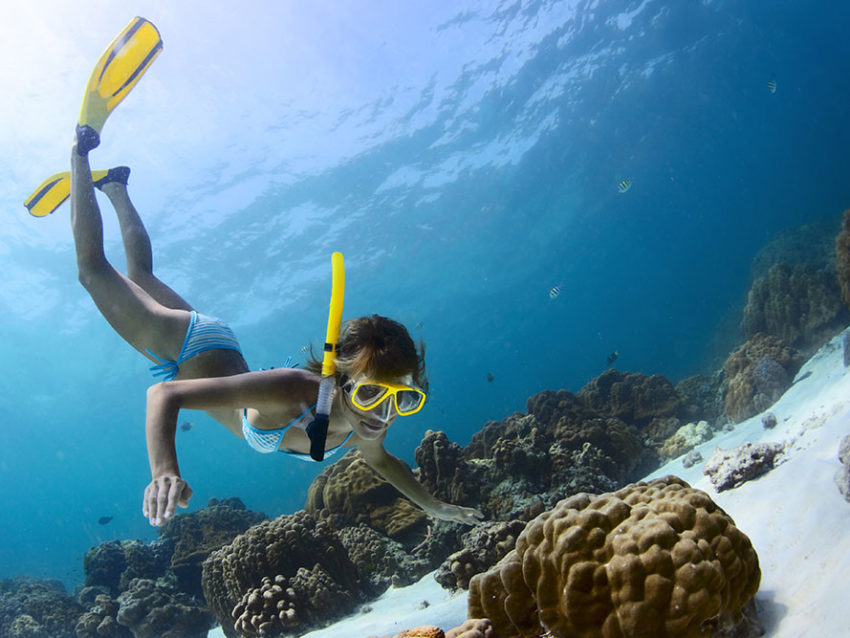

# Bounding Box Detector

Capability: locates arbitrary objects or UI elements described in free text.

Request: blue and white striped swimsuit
[241,406,354,461]
[147,311,243,380]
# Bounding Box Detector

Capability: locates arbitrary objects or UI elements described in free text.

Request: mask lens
[396,389,424,414]
[353,383,387,408]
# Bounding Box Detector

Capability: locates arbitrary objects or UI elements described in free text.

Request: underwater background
[1,0,848,592]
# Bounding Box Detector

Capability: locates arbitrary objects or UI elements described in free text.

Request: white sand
[211,328,850,637]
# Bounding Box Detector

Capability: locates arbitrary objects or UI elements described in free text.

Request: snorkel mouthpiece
[306,252,345,460]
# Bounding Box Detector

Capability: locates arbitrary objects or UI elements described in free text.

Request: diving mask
[341,375,427,417]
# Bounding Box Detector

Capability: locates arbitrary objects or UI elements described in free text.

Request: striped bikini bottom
[146,310,242,380]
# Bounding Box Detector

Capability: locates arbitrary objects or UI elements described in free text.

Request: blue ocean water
[1,0,848,592]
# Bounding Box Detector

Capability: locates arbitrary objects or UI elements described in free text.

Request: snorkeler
[38,17,482,528]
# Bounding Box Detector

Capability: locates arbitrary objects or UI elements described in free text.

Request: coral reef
[741,263,847,353]
[833,434,850,503]
[82,539,173,597]
[336,523,432,590]
[524,390,659,482]
[751,217,840,281]
[115,577,214,638]
[0,578,83,638]
[835,209,850,308]
[659,420,714,460]
[305,450,428,542]
[159,496,267,598]
[723,333,803,422]
[467,476,761,638]
[202,510,367,638]
[434,520,527,590]
[414,430,483,507]
[703,442,785,492]
[75,592,131,638]
[575,370,683,427]
[675,371,728,428]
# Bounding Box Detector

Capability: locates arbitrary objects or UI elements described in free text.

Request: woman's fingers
[143,475,192,526]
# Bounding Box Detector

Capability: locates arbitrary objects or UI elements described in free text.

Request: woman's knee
[76,256,112,293]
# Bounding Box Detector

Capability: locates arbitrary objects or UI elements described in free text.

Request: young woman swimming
[69,136,483,528]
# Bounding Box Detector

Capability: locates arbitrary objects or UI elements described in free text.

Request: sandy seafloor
[211,327,850,638]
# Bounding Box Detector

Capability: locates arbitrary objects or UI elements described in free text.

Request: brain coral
[467,476,760,638]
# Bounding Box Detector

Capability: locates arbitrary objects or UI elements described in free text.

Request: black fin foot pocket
[94,166,131,190]
[75,124,101,155]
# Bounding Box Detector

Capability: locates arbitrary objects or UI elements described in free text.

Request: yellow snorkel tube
[306,252,345,460]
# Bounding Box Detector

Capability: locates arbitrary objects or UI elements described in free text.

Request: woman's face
[337,373,407,439]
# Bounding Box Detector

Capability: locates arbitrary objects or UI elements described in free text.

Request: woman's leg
[97,173,194,312]
[70,142,188,361]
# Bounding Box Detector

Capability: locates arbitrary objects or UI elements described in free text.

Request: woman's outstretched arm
[142,369,311,525]
[358,436,483,525]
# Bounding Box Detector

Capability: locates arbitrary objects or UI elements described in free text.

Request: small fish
[415,321,424,329]
[549,284,562,300]
[618,179,632,193]
[179,421,194,432]
[767,78,776,94]
[97,516,113,526]
[606,350,619,365]
[486,373,495,382]
[300,344,310,353]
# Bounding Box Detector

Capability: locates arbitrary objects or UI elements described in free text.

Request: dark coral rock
[75,593,131,638]
[305,450,428,543]
[676,370,728,427]
[434,520,527,591]
[724,333,803,422]
[336,523,432,591]
[0,578,83,638]
[414,430,483,506]
[116,577,214,638]
[835,209,850,308]
[158,496,267,598]
[231,566,353,637]
[640,415,683,449]
[82,541,126,596]
[82,539,173,597]
[525,389,584,430]
[548,411,658,485]
[202,510,366,638]
[741,262,847,353]
[575,370,683,427]
[466,413,551,489]
[463,389,657,521]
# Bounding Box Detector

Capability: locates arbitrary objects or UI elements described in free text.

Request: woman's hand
[432,502,484,525]
[143,473,193,526]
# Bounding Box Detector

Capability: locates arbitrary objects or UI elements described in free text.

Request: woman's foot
[93,166,131,191]
[75,124,100,155]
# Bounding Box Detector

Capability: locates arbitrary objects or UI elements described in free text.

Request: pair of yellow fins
[24,17,162,218]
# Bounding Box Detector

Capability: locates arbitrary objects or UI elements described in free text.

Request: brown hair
[305,315,428,391]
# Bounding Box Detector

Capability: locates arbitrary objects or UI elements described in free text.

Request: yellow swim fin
[24,169,115,217]
[76,17,163,154]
